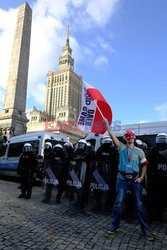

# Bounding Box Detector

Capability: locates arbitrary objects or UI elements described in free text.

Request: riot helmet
[53,144,63,153]
[63,141,73,149]
[77,139,87,150]
[86,141,93,150]
[156,133,167,144]
[23,143,32,152]
[135,139,148,150]
[101,136,113,145]
[86,142,92,147]
[135,139,143,146]
[44,142,52,155]
[53,144,64,158]
[44,142,52,150]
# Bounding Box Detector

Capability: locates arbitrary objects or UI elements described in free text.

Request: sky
[0,0,167,125]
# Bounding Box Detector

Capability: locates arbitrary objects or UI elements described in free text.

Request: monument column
[0,2,32,136]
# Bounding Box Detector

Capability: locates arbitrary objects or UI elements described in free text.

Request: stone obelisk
[0,2,32,136]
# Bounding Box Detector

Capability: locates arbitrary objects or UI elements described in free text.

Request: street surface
[0,179,167,250]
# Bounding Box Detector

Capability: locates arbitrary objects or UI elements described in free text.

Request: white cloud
[83,47,93,56]
[82,36,116,67]
[155,103,167,121]
[68,0,120,30]
[86,0,119,26]
[97,37,115,53]
[94,55,109,66]
[28,82,46,105]
[0,0,120,110]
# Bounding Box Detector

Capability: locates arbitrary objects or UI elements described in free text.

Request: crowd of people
[17,124,167,241]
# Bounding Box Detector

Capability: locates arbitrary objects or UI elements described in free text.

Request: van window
[8,140,39,157]
[8,143,23,157]
[0,144,7,157]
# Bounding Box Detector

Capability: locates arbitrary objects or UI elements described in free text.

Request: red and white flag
[77,81,112,134]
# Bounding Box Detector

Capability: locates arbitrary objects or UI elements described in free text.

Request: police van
[0,131,69,176]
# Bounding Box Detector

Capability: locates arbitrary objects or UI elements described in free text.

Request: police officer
[86,142,96,161]
[42,142,54,203]
[91,137,118,213]
[147,133,167,220]
[73,139,92,211]
[44,142,53,159]
[17,143,37,199]
[54,143,67,203]
[135,139,148,157]
[64,142,74,161]
[63,142,75,201]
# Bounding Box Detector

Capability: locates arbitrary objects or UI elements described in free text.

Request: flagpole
[93,100,106,121]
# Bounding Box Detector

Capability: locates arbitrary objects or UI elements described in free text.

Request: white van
[0,131,69,176]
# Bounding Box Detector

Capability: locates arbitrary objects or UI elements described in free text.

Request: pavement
[0,179,167,250]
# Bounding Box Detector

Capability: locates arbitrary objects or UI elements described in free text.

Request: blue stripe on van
[0,162,18,170]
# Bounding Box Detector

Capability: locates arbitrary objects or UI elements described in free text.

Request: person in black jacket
[17,143,37,199]
[42,142,54,203]
[91,137,118,213]
[64,142,74,161]
[43,143,66,203]
[135,139,149,157]
[147,133,167,221]
[54,144,67,203]
[73,139,92,211]
[63,142,75,201]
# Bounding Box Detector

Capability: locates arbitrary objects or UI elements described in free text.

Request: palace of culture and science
[45,27,82,122]
[27,27,86,143]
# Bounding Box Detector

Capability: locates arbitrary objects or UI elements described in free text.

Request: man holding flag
[102,116,154,241]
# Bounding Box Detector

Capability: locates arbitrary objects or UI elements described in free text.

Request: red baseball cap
[124,130,136,139]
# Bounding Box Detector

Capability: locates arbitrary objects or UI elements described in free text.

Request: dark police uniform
[91,143,118,213]
[17,151,37,199]
[147,143,167,220]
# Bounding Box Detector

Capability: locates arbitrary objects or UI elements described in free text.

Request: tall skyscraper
[0,3,32,136]
[45,27,82,122]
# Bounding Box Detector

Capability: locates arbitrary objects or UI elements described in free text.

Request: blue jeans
[112,178,149,234]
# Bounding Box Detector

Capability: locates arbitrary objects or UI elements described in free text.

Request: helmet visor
[24,146,32,152]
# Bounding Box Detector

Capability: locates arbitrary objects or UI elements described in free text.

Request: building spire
[66,25,70,46]
[58,25,74,70]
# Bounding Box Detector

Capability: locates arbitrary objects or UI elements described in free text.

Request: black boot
[55,195,61,203]
[25,194,31,199]
[42,197,50,203]
[18,194,25,198]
